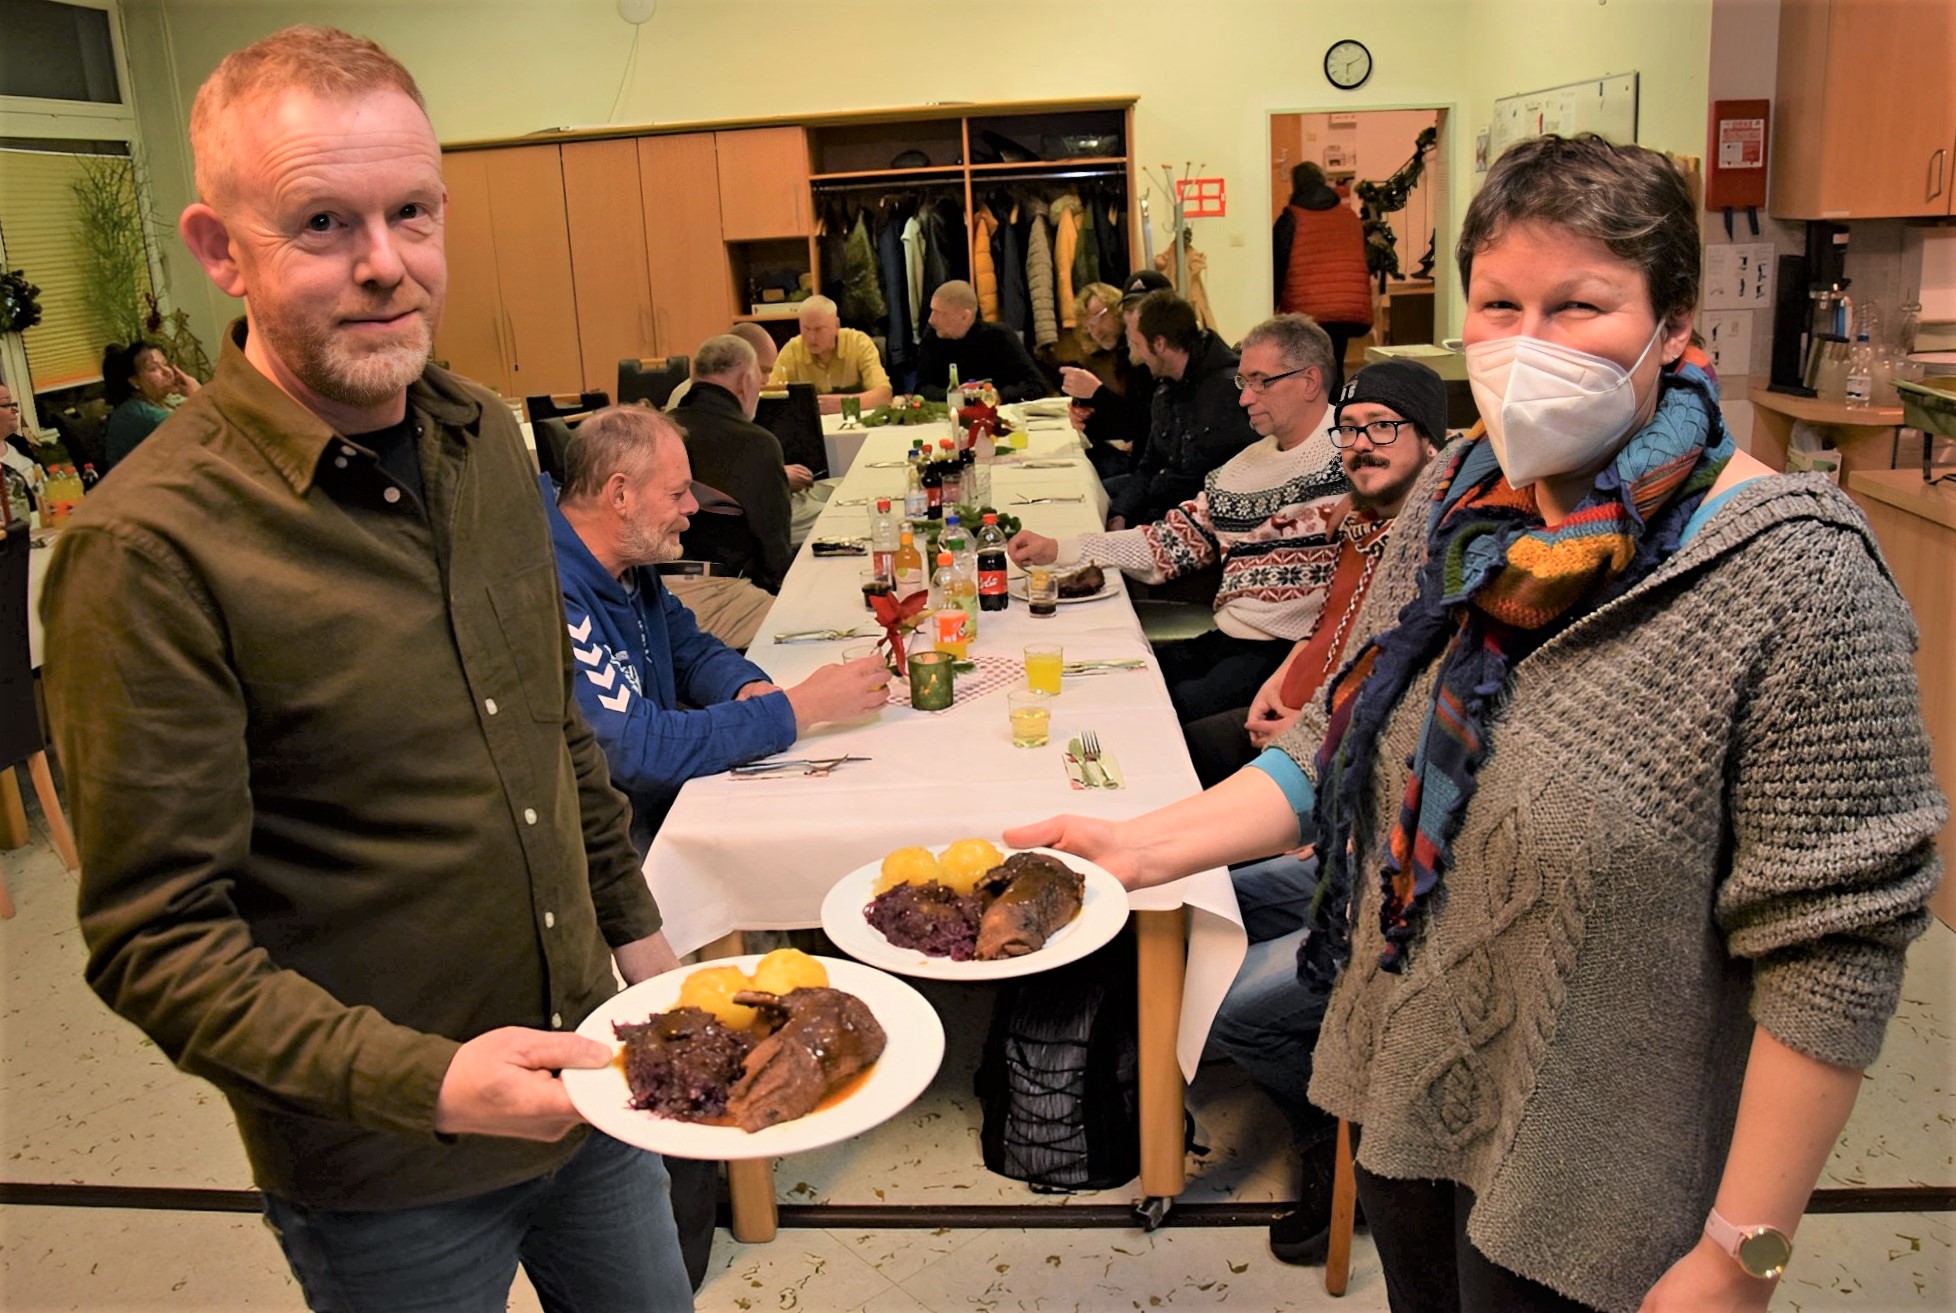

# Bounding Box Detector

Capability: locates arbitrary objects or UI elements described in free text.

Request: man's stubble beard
[260,300,439,411]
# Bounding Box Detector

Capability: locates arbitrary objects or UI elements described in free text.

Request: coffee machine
[1769,221,1851,396]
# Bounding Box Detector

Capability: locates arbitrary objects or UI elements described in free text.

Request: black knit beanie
[1336,358,1448,445]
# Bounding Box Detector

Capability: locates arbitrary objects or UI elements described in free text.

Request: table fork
[1012,494,1085,505]
[1078,730,1111,789]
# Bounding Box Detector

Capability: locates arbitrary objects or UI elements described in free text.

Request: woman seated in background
[103,341,198,470]
[1010,134,1943,1313]
[1046,279,1152,480]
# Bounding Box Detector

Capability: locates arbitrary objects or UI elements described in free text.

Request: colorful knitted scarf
[1300,354,1732,984]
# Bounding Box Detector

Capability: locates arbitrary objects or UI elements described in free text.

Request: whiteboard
[1488,73,1638,160]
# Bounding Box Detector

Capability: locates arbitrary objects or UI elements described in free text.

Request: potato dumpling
[936,838,1005,894]
[676,964,759,1030]
[750,947,829,996]
[875,845,942,894]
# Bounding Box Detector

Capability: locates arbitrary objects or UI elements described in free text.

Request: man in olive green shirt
[766,293,893,414]
[40,27,694,1308]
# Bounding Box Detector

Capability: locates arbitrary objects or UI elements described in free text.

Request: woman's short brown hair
[1457,134,1699,328]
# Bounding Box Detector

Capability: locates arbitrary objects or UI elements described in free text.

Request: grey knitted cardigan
[1274,460,1945,1312]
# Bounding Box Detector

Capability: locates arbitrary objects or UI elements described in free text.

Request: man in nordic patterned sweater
[1007,314,1350,723]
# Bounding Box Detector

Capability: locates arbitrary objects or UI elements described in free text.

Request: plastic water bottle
[1845,331,1874,408]
[941,511,975,586]
[929,551,973,656]
[870,497,898,580]
[903,453,929,521]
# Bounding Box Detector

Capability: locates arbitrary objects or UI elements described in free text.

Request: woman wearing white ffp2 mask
[1459,216,1695,517]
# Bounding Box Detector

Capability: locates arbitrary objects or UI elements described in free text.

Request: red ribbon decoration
[868,588,929,675]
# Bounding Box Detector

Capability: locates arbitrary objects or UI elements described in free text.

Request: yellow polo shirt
[767,327,890,395]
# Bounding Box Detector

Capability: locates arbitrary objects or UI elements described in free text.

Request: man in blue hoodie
[545,404,889,856]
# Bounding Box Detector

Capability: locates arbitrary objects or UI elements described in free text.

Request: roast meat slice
[725,987,888,1132]
[974,852,1085,959]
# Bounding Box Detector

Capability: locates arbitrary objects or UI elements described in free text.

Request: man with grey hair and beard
[41,25,698,1307]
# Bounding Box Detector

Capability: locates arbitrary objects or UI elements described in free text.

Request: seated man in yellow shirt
[767,295,894,415]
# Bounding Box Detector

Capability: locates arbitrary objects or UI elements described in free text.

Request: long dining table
[643,406,1248,1238]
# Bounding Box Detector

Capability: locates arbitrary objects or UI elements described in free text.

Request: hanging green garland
[0,268,43,333]
[1355,125,1439,289]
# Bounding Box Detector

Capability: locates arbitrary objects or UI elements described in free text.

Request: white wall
[131,0,1716,376]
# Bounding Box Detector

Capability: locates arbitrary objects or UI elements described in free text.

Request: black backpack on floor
[974,929,1139,1192]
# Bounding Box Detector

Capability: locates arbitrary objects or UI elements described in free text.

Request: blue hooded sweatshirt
[542,473,796,853]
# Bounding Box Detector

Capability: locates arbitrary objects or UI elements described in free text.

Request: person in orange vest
[1272,162,1373,396]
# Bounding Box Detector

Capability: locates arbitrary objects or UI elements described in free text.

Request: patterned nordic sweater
[1275,458,1946,1312]
[1057,414,1348,641]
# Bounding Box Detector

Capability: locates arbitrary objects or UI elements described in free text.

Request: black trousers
[1182,703,1257,790]
[1153,630,1289,727]
[1352,1135,1602,1313]
[1322,321,1370,399]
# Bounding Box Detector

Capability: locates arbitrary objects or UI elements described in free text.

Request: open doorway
[1269,108,1449,378]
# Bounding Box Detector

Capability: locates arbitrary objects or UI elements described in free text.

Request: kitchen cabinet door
[435,151,511,396]
[640,133,734,358]
[562,139,656,395]
[481,146,584,398]
[1772,0,1956,218]
[714,127,812,240]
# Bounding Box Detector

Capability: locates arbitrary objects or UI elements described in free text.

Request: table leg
[695,930,746,962]
[1135,907,1188,1199]
[0,767,27,851]
[726,1157,778,1242]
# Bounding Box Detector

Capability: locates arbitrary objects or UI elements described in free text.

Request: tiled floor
[3,791,1950,1311]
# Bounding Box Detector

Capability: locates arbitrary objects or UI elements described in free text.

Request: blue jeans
[261,1131,693,1313]
[1208,849,1333,1145]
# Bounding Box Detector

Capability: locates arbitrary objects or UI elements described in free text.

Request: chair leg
[1323,1118,1357,1296]
[0,854,14,919]
[25,751,78,872]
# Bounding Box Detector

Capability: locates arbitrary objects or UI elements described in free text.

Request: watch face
[1325,39,1372,90]
[1737,1228,1793,1278]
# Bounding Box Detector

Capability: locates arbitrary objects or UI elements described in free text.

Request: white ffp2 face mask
[1464,329,1663,488]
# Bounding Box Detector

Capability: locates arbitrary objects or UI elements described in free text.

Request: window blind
[0,145,152,391]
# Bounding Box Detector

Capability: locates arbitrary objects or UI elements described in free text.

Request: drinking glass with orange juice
[1023,643,1063,695]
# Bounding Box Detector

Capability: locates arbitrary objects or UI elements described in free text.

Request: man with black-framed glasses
[1008,313,1348,724]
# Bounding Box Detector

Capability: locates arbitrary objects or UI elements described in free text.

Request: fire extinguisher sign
[1718,118,1765,169]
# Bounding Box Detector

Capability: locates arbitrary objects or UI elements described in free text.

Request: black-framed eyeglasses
[1232,367,1311,393]
[1328,419,1415,448]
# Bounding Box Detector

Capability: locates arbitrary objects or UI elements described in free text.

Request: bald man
[915,279,1049,403]
[38,26,694,1306]
[767,294,892,414]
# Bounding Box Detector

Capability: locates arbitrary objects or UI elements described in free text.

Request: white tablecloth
[644,414,1246,1080]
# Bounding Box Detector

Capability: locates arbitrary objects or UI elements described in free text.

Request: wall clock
[1324,39,1372,91]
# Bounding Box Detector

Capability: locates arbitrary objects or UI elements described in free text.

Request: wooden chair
[617,357,690,410]
[0,521,80,917]
[524,391,609,427]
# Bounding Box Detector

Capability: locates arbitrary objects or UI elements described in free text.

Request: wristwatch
[1704,1207,1793,1279]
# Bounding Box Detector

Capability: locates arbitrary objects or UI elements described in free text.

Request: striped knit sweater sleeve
[1064,429,1352,639]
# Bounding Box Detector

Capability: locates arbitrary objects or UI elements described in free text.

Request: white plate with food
[563,953,944,1160]
[820,842,1130,981]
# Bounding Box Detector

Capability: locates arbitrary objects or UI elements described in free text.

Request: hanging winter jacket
[839,210,886,327]
[1092,187,1128,283]
[1050,193,1084,328]
[877,203,914,375]
[902,214,926,345]
[1025,197,1058,349]
[972,205,1000,320]
[993,195,1029,338]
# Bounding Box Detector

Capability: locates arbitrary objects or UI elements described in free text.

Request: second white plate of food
[562,954,944,1160]
[820,847,1130,981]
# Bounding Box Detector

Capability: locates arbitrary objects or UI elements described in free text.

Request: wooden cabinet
[640,133,734,357]
[436,151,513,395]
[434,145,584,397]
[714,127,812,240]
[1771,0,1956,219]
[562,140,656,394]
